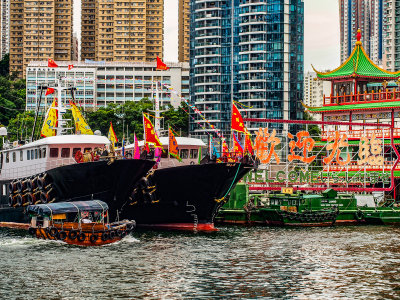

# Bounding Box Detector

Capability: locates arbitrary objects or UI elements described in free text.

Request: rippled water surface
[1,226,400,299]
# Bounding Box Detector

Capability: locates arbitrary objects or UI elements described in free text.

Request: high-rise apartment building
[384,0,400,71]
[0,0,9,58]
[303,71,330,121]
[178,0,189,62]
[81,0,95,61]
[81,0,163,62]
[189,0,304,137]
[339,0,384,65]
[9,0,73,78]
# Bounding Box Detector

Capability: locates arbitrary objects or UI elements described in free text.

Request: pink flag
[133,133,140,159]
[154,147,162,163]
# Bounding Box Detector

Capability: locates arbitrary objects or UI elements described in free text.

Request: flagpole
[168,125,170,159]
[143,113,146,147]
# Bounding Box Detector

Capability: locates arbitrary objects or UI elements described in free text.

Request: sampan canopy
[27,200,109,216]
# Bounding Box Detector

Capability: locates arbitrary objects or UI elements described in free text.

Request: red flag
[48,58,58,68]
[244,134,254,155]
[143,113,162,148]
[231,103,246,133]
[68,64,74,70]
[45,88,55,96]
[156,56,169,70]
[222,139,229,157]
[233,133,244,154]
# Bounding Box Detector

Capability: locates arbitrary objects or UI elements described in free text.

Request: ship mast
[154,82,161,136]
[54,79,73,135]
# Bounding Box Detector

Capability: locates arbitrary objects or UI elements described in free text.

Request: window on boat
[42,148,46,158]
[84,147,92,153]
[180,149,189,159]
[20,150,23,161]
[61,148,70,158]
[72,148,81,157]
[5,153,9,163]
[12,152,16,162]
[35,149,38,159]
[50,148,59,158]
[27,150,30,160]
[190,149,198,159]
[38,149,42,159]
[30,150,34,160]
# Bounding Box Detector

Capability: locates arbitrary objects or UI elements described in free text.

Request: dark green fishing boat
[216,183,389,226]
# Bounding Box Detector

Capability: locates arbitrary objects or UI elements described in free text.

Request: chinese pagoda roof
[307,100,400,113]
[312,30,400,81]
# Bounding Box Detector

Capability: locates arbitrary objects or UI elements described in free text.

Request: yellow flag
[40,99,58,138]
[108,122,118,147]
[70,100,93,135]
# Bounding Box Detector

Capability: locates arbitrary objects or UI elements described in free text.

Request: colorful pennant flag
[68,64,74,70]
[48,58,58,68]
[40,99,58,137]
[133,133,140,159]
[244,134,254,155]
[233,132,244,154]
[231,103,246,133]
[143,113,162,148]
[156,56,169,70]
[70,100,93,135]
[45,88,55,96]
[108,122,118,147]
[168,126,182,161]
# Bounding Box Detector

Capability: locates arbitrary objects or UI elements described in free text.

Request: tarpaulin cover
[27,200,108,216]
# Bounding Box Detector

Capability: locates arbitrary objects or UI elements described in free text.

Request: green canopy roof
[313,40,400,80]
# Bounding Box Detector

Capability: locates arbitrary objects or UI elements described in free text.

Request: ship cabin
[0,135,110,181]
[123,137,206,168]
[308,29,400,198]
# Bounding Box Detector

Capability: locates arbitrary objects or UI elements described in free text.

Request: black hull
[0,159,155,223]
[118,163,252,231]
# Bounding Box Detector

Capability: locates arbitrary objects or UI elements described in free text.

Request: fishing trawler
[0,83,154,224]
[115,89,256,231]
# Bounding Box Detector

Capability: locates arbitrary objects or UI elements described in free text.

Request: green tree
[0,53,9,77]
[6,111,41,143]
[304,111,321,140]
[85,99,189,141]
[163,102,189,136]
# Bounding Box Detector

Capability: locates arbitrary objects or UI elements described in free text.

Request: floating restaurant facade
[306,29,400,198]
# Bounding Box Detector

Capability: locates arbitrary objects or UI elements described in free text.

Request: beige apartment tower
[178,0,189,62]
[81,0,163,62]
[9,0,73,78]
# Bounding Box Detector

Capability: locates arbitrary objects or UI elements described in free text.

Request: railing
[321,128,400,140]
[0,157,76,181]
[323,89,400,106]
[324,160,399,172]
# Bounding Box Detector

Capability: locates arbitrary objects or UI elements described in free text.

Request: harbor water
[1,226,400,299]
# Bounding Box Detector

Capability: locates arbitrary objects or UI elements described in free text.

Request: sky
[74,0,340,71]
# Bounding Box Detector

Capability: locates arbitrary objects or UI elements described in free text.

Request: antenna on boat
[31,85,47,142]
